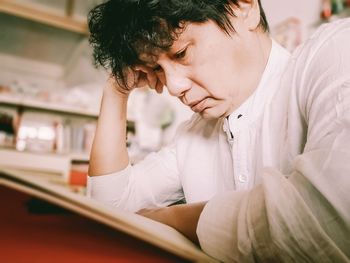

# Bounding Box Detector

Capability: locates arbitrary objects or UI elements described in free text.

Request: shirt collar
[226,39,291,132]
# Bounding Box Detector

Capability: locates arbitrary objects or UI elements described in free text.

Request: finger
[131,66,151,88]
[147,71,158,90]
[134,65,157,89]
[135,208,149,216]
[134,65,148,73]
[136,71,149,87]
[155,78,164,94]
[120,67,137,89]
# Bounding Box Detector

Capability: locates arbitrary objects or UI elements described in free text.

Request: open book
[0,168,216,262]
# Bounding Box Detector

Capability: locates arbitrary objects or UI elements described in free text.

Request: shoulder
[283,19,350,120]
[290,18,350,83]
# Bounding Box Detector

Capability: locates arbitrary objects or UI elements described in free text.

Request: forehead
[137,21,211,65]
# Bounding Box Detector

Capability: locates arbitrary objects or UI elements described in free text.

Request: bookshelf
[323,6,350,21]
[0,94,97,182]
[0,0,88,35]
[0,103,96,153]
[0,94,99,118]
[0,1,105,185]
[69,152,90,162]
[0,147,71,179]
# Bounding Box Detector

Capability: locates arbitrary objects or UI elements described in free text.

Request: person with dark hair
[88,0,269,89]
[87,0,350,261]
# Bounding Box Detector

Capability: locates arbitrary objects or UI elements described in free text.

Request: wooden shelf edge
[0,94,99,118]
[70,152,90,162]
[0,0,88,35]
[0,148,71,179]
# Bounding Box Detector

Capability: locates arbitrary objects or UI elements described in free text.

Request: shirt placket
[224,116,249,191]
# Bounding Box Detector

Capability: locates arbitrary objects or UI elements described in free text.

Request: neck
[258,32,273,68]
[244,32,272,95]
[226,32,272,117]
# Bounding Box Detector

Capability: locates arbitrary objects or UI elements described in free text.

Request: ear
[233,0,261,31]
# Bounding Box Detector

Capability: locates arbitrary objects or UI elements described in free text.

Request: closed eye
[174,47,187,60]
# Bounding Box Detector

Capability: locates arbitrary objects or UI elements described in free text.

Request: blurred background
[0,0,349,189]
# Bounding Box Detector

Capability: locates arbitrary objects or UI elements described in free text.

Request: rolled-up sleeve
[87,164,131,207]
[87,145,184,212]
[197,191,247,262]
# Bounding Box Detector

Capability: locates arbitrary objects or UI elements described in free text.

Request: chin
[200,108,226,120]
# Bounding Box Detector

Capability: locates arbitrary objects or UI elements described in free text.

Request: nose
[162,67,191,97]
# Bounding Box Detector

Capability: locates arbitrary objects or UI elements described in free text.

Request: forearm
[88,81,129,176]
[172,202,207,244]
[138,202,207,244]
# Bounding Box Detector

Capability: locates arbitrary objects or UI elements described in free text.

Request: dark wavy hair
[88,0,269,88]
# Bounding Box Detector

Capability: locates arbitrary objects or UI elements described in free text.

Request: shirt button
[238,174,247,183]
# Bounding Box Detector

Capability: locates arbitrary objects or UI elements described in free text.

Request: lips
[188,99,202,108]
[189,98,208,113]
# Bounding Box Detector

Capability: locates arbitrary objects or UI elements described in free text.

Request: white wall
[262,0,322,41]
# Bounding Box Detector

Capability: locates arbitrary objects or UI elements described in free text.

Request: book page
[0,168,216,262]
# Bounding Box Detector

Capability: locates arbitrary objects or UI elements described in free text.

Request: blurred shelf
[0,94,99,118]
[0,147,89,170]
[317,7,350,26]
[0,147,71,179]
[328,7,350,20]
[0,0,88,35]
[69,152,90,162]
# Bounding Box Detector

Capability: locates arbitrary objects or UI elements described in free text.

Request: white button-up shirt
[88,18,350,261]
[87,39,291,211]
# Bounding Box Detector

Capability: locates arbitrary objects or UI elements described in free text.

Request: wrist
[99,81,129,121]
[104,78,131,99]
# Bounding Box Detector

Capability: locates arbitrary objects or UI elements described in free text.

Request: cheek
[191,63,221,96]
[194,55,239,97]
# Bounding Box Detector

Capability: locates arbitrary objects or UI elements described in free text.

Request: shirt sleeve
[197,19,350,262]
[87,143,184,212]
[86,164,131,207]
